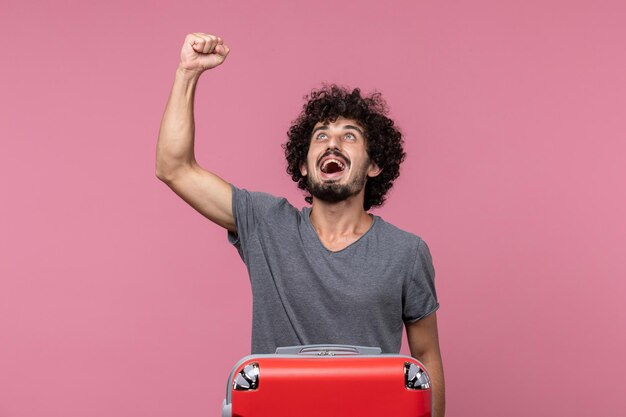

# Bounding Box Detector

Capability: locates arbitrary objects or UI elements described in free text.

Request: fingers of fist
[187,33,228,56]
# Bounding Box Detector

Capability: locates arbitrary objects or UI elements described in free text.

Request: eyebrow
[311,124,365,136]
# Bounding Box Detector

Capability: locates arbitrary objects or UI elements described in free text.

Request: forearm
[156,66,202,179]
[419,354,446,417]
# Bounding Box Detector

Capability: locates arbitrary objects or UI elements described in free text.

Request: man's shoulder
[231,183,298,214]
[374,215,423,247]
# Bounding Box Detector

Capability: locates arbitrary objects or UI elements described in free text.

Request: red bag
[222,344,432,417]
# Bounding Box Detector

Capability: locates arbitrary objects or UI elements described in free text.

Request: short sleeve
[226,184,254,261]
[402,238,440,323]
[225,183,293,263]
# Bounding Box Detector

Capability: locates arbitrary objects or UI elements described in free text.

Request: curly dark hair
[282,84,406,211]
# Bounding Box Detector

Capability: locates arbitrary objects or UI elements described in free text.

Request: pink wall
[1,0,624,416]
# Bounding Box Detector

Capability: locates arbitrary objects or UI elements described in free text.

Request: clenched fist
[179,32,230,74]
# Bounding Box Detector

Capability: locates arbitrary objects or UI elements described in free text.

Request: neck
[309,194,373,240]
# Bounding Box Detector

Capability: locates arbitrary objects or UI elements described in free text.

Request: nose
[326,132,342,151]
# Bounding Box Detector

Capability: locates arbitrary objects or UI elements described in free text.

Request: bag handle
[274,344,382,356]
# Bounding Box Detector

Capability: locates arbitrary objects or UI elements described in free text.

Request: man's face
[299,116,381,204]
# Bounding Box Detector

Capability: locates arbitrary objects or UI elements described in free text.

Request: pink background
[1,0,625,416]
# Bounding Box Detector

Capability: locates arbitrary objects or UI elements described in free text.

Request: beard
[306,164,369,203]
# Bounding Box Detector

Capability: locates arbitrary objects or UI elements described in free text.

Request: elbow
[155,166,170,182]
[155,169,171,182]
[155,158,195,183]
[155,157,170,182]
[412,349,442,367]
[155,161,181,183]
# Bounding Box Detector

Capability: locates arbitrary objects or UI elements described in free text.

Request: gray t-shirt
[227,184,439,354]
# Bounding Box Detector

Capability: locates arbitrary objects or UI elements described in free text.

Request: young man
[156,33,445,417]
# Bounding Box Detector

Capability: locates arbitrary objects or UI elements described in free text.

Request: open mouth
[320,158,346,174]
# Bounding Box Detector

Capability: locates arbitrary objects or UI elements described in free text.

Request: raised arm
[156,33,236,232]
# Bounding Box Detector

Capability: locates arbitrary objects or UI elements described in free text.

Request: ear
[300,161,308,177]
[367,161,382,178]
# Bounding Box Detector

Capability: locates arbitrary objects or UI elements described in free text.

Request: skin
[156,32,445,417]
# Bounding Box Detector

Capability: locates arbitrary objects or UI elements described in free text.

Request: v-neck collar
[301,206,378,254]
